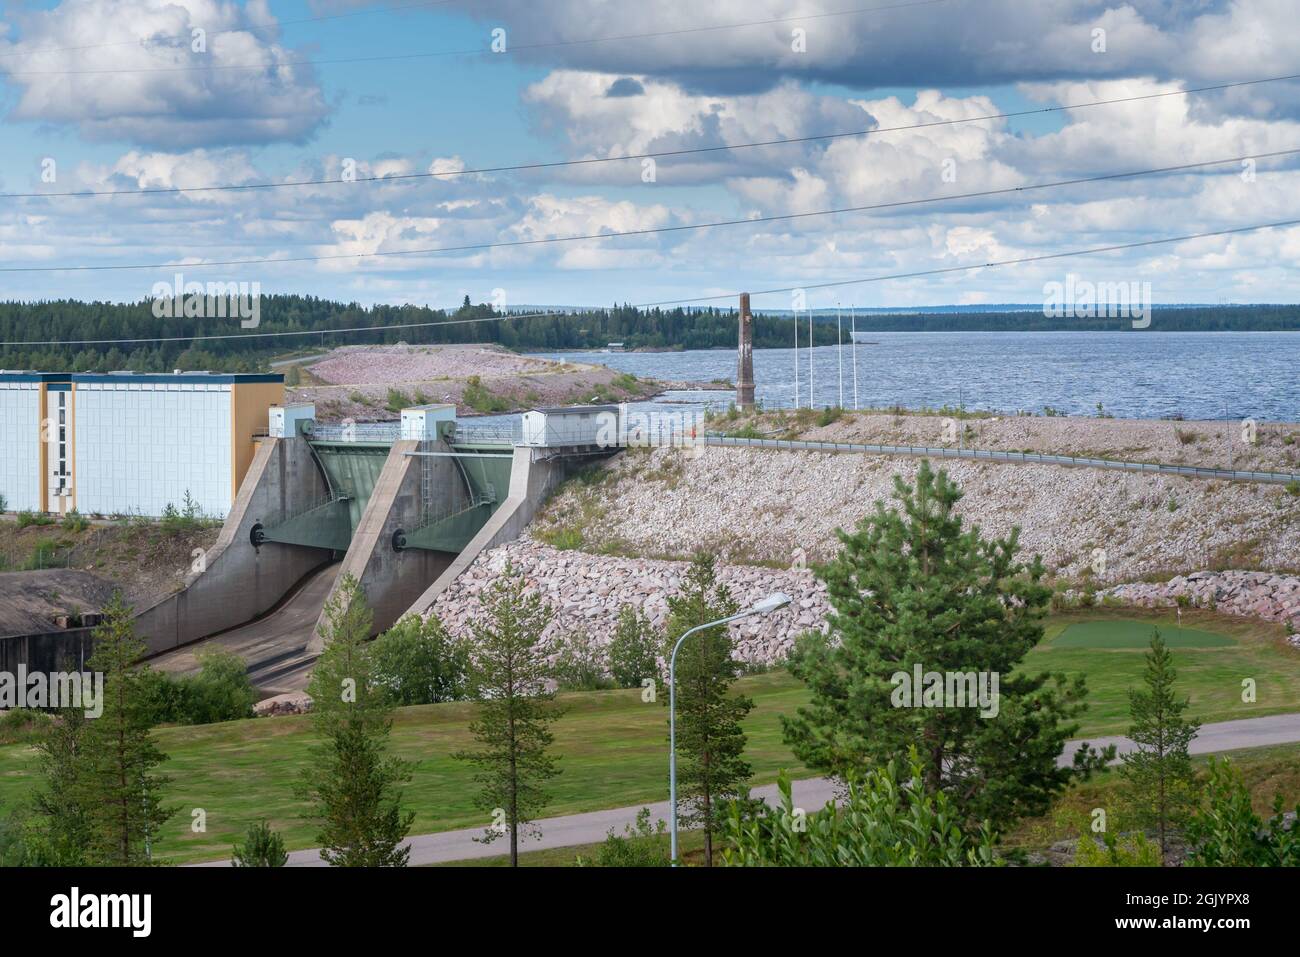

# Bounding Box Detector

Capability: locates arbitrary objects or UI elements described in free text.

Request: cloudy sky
[1,0,1299,311]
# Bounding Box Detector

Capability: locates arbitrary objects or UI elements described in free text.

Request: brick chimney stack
[736,292,755,410]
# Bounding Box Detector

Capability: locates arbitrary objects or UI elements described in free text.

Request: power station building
[0,371,283,519]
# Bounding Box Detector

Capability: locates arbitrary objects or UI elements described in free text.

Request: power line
[0,0,958,77]
[3,147,1293,274]
[7,71,1296,201]
[2,217,1295,347]
[0,0,463,61]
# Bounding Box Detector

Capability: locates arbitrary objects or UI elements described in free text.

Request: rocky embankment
[768,409,1300,473]
[427,538,830,665]
[533,446,1300,582]
[427,540,1300,665]
[1102,571,1300,631]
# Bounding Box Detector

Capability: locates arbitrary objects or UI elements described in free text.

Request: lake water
[541,331,1300,421]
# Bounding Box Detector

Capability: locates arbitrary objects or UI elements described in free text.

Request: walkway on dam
[707,435,1300,485]
[192,711,1300,867]
[150,562,339,695]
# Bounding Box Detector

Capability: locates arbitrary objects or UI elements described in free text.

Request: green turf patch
[1053,618,1236,649]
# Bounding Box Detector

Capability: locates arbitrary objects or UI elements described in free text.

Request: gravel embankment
[426,540,1300,666]
[533,446,1300,582]
[285,343,665,421]
[428,538,828,666]
[790,410,1300,473]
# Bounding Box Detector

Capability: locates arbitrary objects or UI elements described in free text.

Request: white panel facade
[0,383,41,512]
[74,382,234,518]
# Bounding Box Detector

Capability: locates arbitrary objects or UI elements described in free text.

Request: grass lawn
[1024,607,1300,735]
[0,671,812,865]
[0,608,1294,865]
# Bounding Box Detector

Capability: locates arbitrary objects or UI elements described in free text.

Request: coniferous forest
[0,296,1294,373]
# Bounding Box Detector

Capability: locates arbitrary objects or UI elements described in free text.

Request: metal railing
[307,422,401,442]
[270,491,350,526]
[416,485,497,529]
[453,423,521,446]
[704,436,1300,485]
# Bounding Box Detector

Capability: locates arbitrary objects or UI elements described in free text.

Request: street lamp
[668,591,792,866]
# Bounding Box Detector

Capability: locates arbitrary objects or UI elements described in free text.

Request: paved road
[195,711,1300,867]
[150,563,337,696]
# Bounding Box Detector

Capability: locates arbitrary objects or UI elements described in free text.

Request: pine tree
[665,554,753,866]
[231,820,289,867]
[77,593,175,865]
[453,568,563,867]
[783,460,1108,832]
[299,575,414,866]
[1119,629,1201,860]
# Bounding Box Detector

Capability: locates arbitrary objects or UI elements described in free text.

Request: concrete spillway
[133,408,601,692]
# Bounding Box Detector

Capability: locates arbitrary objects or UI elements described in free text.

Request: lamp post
[668,591,792,866]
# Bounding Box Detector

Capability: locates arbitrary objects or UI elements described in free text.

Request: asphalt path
[193,711,1300,867]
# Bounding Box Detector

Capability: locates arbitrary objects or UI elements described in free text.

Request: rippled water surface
[542,332,1300,421]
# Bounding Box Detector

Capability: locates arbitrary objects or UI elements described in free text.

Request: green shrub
[0,493,7,513]
[136,667,190,725]
[159,491,214,534]
[816,406,843,428]
[61,510,89,532]
[462,375,511,413]
[184,649,258,724]
[231,821,289,867]
[386,388,412,412]
[1184,759,1300,866]
[22,539,67,570]
[577,808,671,867]
[137,650,256,726]
[369,613,472,705]
[16,511,53,529]
[1072,831,1162,866]
[608,606,661,689]
[536,526,584,550]
[0,708,54,746]
[551,630,613,691]
[722,750,998,867]
[1285,480,1300,498]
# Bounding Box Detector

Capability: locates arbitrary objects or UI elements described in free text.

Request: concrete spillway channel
[141,415,596,695]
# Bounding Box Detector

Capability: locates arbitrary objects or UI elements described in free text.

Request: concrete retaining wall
[0,626,97,676]
[134,436,334,655]
[404,447,579,618]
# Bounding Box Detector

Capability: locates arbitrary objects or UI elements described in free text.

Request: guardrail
[452,424,521,445]
[705,436,1300,485]
[308,422,401,442]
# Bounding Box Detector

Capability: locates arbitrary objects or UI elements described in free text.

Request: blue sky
[1,0,1299,311]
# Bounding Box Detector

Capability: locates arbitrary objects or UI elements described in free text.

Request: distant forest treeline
[0,297,1295,373]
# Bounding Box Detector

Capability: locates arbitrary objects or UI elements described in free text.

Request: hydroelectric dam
[142,403,613,692]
